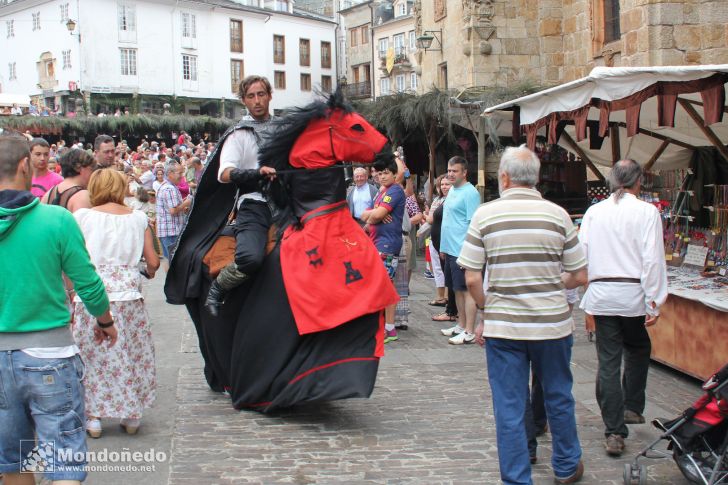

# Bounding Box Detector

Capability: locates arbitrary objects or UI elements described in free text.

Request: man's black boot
[204,280,228,317]
[204,264,249,317]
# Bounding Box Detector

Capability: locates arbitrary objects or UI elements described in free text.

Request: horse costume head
[259,89,393,220]
[259,88,392,171]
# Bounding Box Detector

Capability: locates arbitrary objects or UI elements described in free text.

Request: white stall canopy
[0,93,31,108]
[483,65,728,178]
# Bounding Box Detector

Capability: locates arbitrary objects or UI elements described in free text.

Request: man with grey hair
[459,145,588,484]
[346,166,378,226]
[578,158,667,457]
[155,160,191,261]
[139,160,155,191]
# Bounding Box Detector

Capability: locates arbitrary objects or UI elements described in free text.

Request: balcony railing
[343,82,372,99]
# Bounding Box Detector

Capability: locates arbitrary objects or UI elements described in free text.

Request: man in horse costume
[165,89,399,412]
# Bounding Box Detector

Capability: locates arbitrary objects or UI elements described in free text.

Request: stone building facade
[340,1,375,99]
[414,0,728,92]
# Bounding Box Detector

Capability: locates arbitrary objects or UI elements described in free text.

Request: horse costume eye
[351,124,365,132]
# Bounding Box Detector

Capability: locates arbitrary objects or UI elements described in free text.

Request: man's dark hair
[373,157,398,175]
[238,75,272,101]
[29,137,50,151]
[447,156,468,171]
[60,148,96,178]
[0,134,30,180]
[94,134,114,151]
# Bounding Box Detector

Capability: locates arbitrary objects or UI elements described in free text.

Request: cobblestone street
[83,266,703,485]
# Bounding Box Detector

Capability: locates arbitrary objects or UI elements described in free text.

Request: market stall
[483,65,728,380]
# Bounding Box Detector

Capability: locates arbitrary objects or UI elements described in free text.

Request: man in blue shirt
[440,156,481,344]
[346,167,378,226]
[361,158,405,343]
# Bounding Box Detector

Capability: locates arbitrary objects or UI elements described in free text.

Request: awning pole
[643,140,670,172]
[678,97,728,164]
[560,131,605,182]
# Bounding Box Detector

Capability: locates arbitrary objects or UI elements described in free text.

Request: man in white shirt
[205,75,277,316]
[139,160,155,191]
[578,159,668,457]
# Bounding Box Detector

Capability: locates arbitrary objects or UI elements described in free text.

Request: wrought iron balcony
[343,82,372,99]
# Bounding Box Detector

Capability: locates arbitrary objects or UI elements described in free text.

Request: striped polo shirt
[457,187,587,340]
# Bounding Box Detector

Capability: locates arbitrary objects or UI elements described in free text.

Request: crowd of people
[0,74,669,485]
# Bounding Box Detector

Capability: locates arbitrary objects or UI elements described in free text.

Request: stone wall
[619,0,728,67]
[414,0,728,92]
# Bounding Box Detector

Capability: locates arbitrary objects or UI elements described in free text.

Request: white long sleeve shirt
[578,193,668,317]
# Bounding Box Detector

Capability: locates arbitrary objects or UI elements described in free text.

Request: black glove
[229,168,263,193]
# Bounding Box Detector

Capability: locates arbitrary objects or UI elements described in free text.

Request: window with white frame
[393,33,405,56]
[62,50,72,69]
[410,72,418,90]
[32,12,40,31]
[378,38,388,58]
[118,3,137,42]
[395,74,405,92]
[181,12,196,39]
[182,54,198,81]
[409,30,416,50]
[396,2,407,16]
[6,20,14,38]
[273,0,289,11]
[119,48,137,76]
[380,77,390,95]
[9,62,17,80]
[60,3,69,22]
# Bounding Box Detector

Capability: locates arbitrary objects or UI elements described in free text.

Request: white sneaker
[449,331,475,345]
[86,418,102,438]
[441,325,464,337]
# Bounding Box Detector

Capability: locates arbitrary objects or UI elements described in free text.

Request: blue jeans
[0,351,88,481]
[486,336,581,485]
[159,235,178,259]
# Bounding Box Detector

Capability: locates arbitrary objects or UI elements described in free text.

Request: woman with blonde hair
[71,168,160,438]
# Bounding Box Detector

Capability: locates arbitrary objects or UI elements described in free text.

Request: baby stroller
[624,362,728,485]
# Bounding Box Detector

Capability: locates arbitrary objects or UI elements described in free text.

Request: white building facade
[0,0,337,116]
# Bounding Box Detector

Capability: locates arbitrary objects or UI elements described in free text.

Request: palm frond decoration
[0,114,235,142]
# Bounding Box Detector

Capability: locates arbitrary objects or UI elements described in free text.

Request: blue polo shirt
[440,182,480,256]
[369,183,405,255]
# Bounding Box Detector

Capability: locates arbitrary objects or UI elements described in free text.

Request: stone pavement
[81,266,702,485]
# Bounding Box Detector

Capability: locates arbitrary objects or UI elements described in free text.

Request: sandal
[428,299,448,307]
[432,312,457,322]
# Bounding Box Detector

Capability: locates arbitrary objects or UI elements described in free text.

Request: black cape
[164,121,380,412]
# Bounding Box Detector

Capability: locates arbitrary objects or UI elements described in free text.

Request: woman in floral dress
[72,169,160,438]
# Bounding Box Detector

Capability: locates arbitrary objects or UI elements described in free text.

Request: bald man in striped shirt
[458,145,588,485]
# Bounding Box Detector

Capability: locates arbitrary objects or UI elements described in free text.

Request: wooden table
[648,294,728,381]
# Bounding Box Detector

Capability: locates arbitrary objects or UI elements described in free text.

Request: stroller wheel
[638,464,647,485]
[623,463,635,484]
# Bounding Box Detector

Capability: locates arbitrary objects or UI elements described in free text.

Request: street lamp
[66,18,81,42]
[416,30,442,52]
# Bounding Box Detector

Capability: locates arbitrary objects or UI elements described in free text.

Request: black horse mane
[257,88,353,171]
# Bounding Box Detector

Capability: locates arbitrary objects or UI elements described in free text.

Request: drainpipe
[369,1,375,100]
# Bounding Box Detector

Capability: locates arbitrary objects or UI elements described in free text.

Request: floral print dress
[72,209,156,420]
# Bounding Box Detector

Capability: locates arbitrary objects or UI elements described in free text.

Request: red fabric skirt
[280,201,399,342]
